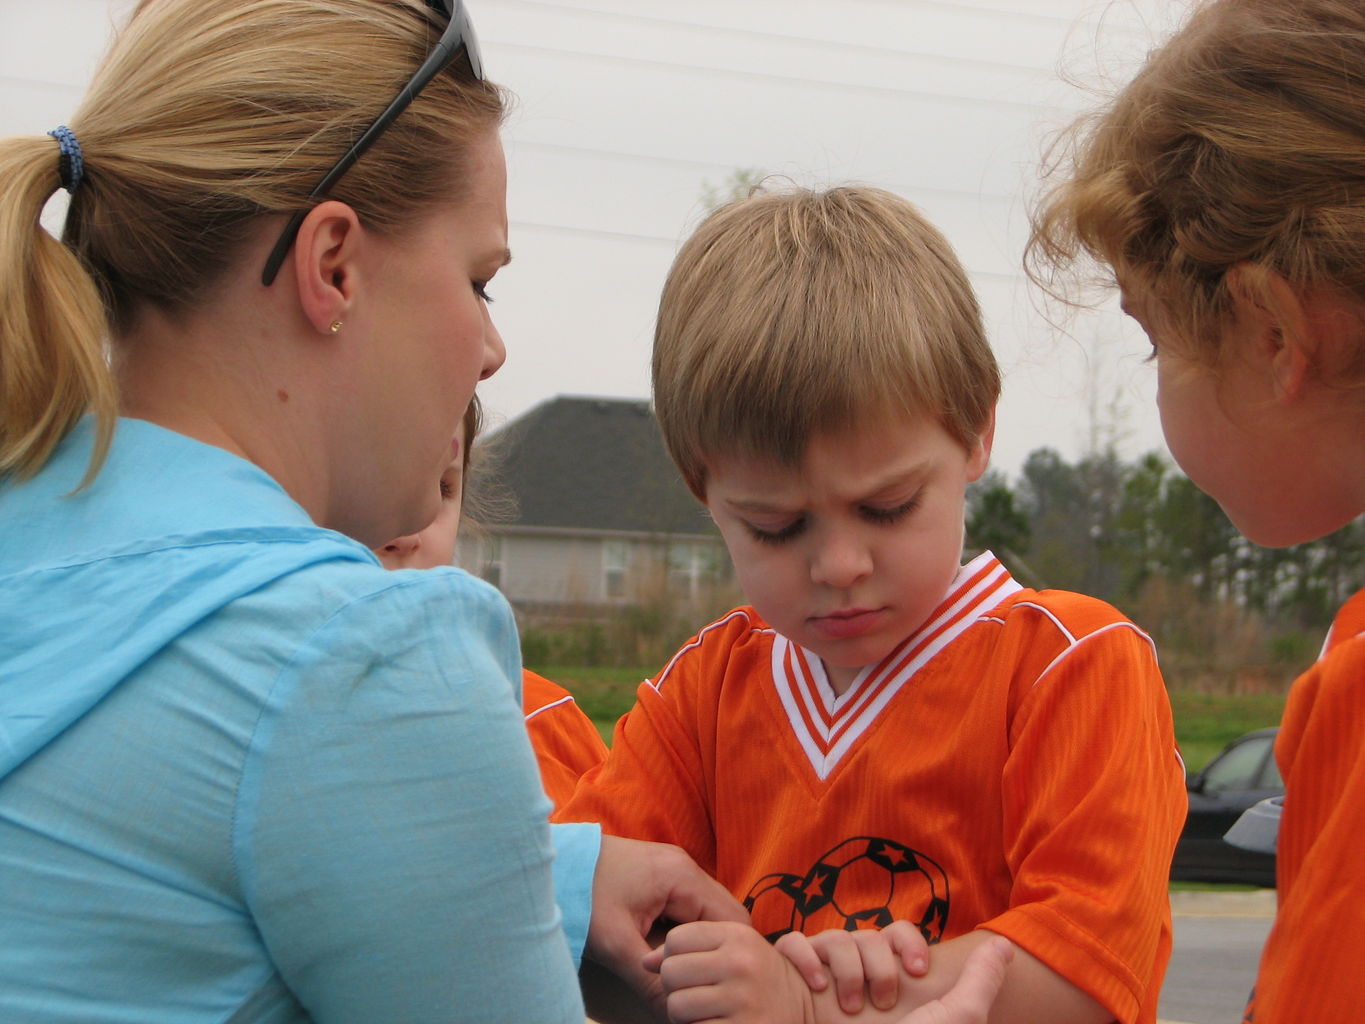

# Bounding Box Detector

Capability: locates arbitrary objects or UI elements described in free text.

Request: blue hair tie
[46,125,85,194]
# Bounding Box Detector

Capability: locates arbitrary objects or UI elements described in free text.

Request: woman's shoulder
[243,560,518,661]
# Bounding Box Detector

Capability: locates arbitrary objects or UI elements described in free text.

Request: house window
[481,536,502,589]
[668,542,725,599]
[667,543,698,598]
[604,540,628,599]
[696,542,726,583]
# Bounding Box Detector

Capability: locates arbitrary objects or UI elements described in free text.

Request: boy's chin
[810,639,901,690]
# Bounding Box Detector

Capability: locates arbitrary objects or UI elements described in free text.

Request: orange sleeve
[551,615,753,876]
[987,613,1186,1024]
[522,670,608,810]
[1244,592,1365,1023]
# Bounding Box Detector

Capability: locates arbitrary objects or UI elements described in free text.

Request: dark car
[1171,727,1281,887]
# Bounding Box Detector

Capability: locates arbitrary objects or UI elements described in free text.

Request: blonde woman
[0,2,747,1021]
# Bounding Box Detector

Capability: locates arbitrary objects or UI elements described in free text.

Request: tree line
[967,448,1363,692]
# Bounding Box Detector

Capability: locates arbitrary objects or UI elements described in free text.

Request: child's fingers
[656,925,798,1023]
[662,983,727,1024]
[850,929,902,1011]
[808,930,867,1014]
[645,921,730,986]
[656,948,721,996]
[653,922,763,993]
[654,920,731,956]
[773,931,829,991]
[884,919,930,977]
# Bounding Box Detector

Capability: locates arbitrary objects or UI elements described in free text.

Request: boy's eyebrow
[858,464,931,500]
[723,497,796,514]
[721,463,931,513]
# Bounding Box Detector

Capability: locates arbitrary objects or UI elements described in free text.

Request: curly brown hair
[1028,0,1365,387]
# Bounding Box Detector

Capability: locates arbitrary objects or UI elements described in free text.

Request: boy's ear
[290,200,364,336]
[966,407,996,482]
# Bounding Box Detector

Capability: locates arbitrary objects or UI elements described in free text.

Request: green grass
[1169,880,1264,892]
[1168,690,1287,773]
[536,665,1290,764]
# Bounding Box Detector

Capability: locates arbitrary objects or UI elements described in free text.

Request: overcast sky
[1,0,1192,477]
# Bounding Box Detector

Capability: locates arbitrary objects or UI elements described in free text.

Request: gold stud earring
[328,320,343,334]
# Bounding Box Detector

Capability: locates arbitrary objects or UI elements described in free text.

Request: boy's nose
[809,533,872,590]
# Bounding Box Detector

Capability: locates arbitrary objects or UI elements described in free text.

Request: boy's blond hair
[1028,0,1365,387]
[652,185,998,497]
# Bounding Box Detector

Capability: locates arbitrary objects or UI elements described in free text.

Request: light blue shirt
[0,418,597,1023]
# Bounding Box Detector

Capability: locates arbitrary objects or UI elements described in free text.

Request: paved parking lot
[1158,890,1275,1024]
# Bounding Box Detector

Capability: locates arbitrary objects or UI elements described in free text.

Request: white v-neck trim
[770,552,1021,780]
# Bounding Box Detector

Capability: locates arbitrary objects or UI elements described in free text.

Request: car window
[1202,735,1271,792]
[1260,749,1284,789]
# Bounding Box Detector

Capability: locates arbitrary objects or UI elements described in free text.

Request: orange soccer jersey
[522,669,608,809]
[557,553,1186,1024]
[1244,587,1365,1023]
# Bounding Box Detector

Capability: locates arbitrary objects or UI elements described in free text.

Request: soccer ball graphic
[743,836,950,944]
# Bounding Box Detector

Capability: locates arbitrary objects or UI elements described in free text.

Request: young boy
[557,186,1185,1024]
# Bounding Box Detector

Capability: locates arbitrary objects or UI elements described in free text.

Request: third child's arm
[882,930,1109,1024]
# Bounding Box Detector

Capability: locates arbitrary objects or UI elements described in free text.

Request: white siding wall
[507,534,601,604]
[458,530,730,609]
[458,532,606,603]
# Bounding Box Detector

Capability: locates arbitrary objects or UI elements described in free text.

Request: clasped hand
[647,920,1011,1024]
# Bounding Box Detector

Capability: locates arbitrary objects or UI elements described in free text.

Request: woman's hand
[586,837,750,1015]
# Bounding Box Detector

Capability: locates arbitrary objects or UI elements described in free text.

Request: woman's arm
[236,574,584,1024]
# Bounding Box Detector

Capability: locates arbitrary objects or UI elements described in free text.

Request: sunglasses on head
[260,0,485,286]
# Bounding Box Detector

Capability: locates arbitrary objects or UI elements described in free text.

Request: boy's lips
[809,608,885,639]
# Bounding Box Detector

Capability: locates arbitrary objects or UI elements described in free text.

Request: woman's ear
[291,200,364,335]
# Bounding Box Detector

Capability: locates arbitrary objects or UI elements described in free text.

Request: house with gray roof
[458,395,734,621]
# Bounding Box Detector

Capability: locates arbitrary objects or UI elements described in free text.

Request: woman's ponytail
[0,135,115,485]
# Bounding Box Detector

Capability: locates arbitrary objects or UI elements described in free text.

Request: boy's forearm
[807,930,1111,1024]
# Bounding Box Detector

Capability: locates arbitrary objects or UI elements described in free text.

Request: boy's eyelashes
[862,496,920,523]
[742,497,922,545]
[745,518,807,545]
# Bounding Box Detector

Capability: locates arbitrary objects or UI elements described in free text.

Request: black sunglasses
[260,0,485,286]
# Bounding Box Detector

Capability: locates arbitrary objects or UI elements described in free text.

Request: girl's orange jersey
[557,553,1186,1024]
[522,670,608,809]
[1245,587,1365,1023]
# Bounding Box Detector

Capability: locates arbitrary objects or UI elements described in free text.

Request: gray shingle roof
[476,396,717,537]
